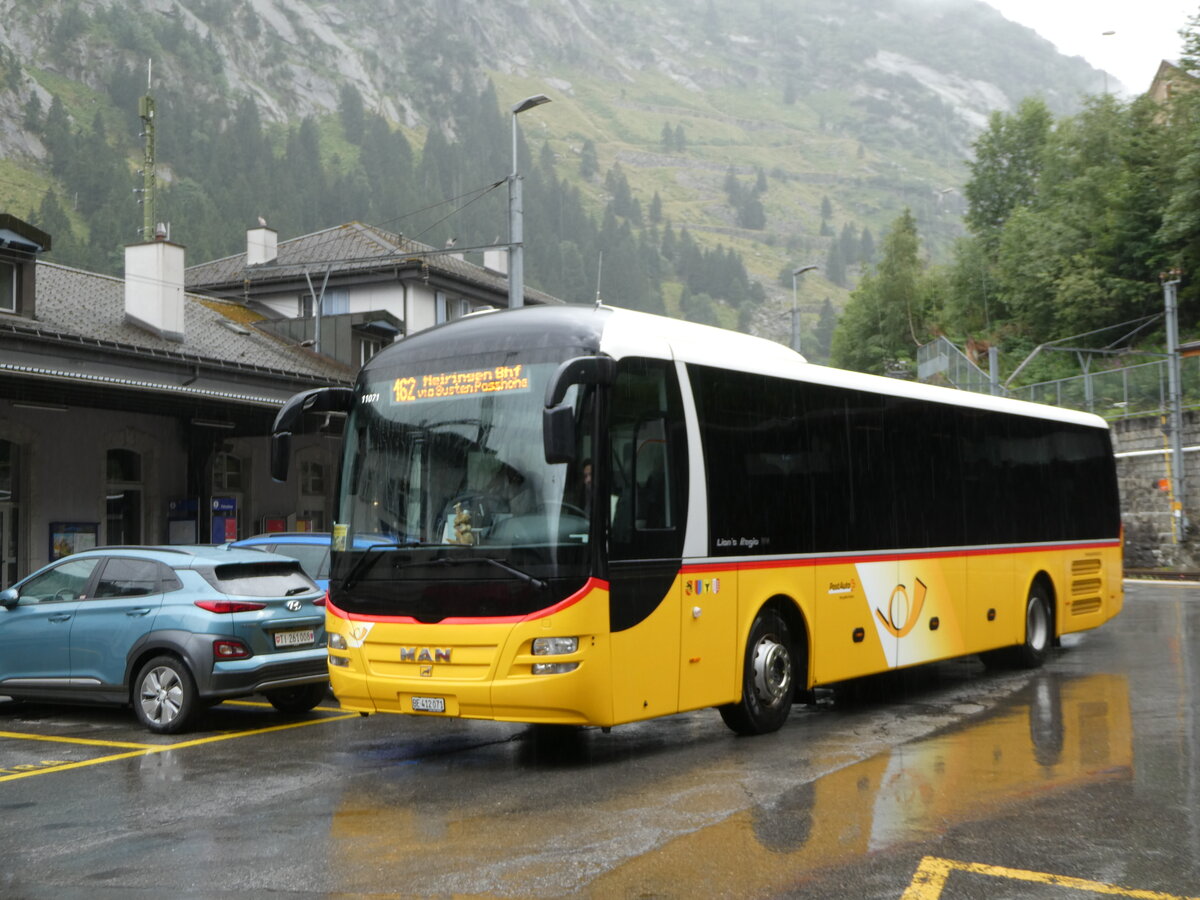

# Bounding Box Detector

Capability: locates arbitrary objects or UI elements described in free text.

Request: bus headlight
[329,633,348,650]
[532,636,579,675]
[533,637,577,655]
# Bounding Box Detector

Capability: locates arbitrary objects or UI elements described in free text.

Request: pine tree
[579,138,598,179]
[649,191,663,225]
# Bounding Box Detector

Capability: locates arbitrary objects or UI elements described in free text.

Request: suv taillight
[213,639,251,659]
[315,591,328,607]
[195,600,267,613]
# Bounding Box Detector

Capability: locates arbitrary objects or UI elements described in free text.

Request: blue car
[230,532,331,591]
[0,545,329,733]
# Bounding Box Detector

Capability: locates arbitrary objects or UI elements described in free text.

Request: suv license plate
[274,628,315,648]
[411,696,445,713]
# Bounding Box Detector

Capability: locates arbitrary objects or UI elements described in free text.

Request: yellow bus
[271,305,1123,735]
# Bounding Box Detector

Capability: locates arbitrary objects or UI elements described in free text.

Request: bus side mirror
[544,356,616,408]
[543,405,576,464]
[542,355,615,465]
[271,386,354,483]
[270,432,293,483]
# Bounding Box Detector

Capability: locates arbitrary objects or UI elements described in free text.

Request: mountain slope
[0,0,1106,348]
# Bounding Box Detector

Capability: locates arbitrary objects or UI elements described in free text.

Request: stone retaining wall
[1111,410,1200,568]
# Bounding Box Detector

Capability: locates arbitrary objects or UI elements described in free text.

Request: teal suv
[0,545,329,733]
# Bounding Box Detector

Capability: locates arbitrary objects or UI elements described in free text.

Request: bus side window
[634,417,670,530]
[608,358,687,561]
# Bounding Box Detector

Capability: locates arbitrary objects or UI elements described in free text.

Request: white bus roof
[596,305,1109,430]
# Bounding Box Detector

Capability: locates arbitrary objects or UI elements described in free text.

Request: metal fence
[1009,356,1200,420]
[916,336,999,395]
[917,338,1200,421]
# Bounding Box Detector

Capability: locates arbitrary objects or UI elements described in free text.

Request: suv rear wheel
[265,682,328,713]
[133,655,199,734]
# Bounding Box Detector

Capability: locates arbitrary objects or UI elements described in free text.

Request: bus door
[606,358,688,724]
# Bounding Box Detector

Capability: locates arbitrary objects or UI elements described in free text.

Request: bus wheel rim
[752,637,791,706]
[1028,597,1049,650]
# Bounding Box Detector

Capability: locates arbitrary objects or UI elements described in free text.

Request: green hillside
[0,0,1108,356]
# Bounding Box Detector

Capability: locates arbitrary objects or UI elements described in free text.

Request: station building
[0,215,553,587]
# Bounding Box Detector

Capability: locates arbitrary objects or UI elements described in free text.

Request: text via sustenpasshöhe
[392,365,530,403]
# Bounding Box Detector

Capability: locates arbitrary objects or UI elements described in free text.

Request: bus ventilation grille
[1069,558,1103,616]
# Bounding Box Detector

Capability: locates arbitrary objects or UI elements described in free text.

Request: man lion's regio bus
[271,305,1123,735]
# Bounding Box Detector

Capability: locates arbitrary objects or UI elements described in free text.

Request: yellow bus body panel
[327,580,617,727]
[327,542,1121,728]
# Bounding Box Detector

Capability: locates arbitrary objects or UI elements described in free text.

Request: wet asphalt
[0,580,1197,899]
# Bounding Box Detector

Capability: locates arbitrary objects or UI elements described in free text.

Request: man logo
[400,647,452,663]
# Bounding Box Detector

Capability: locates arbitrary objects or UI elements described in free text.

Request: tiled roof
[185,221,561,306]
[27,261,353,383]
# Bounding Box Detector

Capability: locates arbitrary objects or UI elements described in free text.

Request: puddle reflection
[328,672,1131,896]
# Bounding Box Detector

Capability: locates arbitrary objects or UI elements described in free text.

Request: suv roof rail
[239,532,331,539]
[75,545,201,556]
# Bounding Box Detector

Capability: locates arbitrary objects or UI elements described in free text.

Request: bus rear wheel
[982,582,1052,670]
[720,608,795,735]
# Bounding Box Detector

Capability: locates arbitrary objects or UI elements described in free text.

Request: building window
[106,449,142,545]
[300,460,325,496]
[359,338,382,366]
[325,289,349,315]
[0,262,15,314]
[0,439,15,503]
[212,452,243,492]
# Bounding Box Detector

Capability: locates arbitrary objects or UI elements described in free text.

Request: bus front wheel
[720,608,795,735]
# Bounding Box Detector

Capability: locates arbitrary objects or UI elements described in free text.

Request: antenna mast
[594,251,603,307]
[137,59,157,241]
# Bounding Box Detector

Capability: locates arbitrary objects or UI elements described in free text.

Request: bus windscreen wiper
[396,554,547,590]
[341,540,464,588]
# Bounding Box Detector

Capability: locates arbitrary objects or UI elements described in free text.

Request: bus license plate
[411,696,445,713]
[273,628,315,648]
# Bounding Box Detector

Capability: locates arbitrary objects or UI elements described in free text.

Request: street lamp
[791,264,817,353]
[1101,31,1115,94]
[509,93,552,308]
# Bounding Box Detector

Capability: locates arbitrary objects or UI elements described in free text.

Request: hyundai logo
[285,599,303,611]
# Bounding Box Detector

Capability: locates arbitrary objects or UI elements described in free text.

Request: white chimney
[247,226,278,265]
[125,236,186,341]
[484,248,508,275]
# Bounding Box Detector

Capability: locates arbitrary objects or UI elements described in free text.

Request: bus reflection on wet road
[327,671,1137,898]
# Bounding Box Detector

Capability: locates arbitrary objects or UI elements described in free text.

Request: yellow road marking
[222,699,343,713]
[902,856,1200,900]
[0,731,154,750]
[0,712,359,783]
[153,712,359,751]
[0,748,155,782]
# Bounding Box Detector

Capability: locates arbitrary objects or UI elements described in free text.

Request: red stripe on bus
[679,539,1121,574]
[326,576,610,625]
